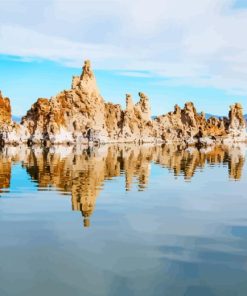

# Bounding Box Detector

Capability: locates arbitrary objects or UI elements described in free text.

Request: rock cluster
[155,102,233,145]
[0,60,246,146]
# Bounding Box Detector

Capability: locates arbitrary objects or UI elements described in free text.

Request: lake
[0,144,247,296]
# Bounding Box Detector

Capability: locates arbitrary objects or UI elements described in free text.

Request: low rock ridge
[0,60,246,146]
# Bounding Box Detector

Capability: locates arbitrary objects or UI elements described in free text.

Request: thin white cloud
[116,71,153,78]
[0,0,247,94]
[0,25,126,65]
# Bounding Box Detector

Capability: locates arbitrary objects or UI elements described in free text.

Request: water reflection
[0,144,246,226]
[0,152,11,193]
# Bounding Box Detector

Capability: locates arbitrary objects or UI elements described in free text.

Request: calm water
[0,144,247,296]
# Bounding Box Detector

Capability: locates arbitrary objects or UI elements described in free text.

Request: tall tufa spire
[80,60,94,80]
[71,60,100,97]
[126,94,134,111]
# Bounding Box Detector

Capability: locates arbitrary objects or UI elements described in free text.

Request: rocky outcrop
[0,91,11,125]
[229,103,245,129]
[0,59,246,146]
[0,91,30,145]
[223,103,247,143]
[20,60,155,144]
[21,60,108,144]
[156,101,246,145]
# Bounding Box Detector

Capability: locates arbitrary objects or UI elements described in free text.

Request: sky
[0,0,247,116]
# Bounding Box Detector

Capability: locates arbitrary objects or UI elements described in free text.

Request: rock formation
[0,91,11,125]
[19,60,157,144]
[155,101,246,145]
[0,59,246,146]
[229,103,245,129]
[0,91,30,145]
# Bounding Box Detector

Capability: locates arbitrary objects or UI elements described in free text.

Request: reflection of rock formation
[23,148,105,216]
[153,144,246,181]
[0,146,26,193]
[0,152,11,193]
[121,146,151,191]
[22,147,105,226]
[0,144,246,224]
[228,145,245,180]
[21,145,152,225]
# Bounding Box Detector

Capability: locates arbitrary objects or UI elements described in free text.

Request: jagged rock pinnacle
[0,60,246,145]
[80,60,94,80]
[71,60,100,97]
[126,94,134,111]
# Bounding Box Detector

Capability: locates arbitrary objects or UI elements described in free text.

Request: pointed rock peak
[80,60,94,81]
[184,102,197,114]
[136,92,151,121]
[126,94,134,111]
[138,92,148,101]
[174,104,181,114]
[232,102,243,110]
[0,90,10,105]
[71,59,100,97]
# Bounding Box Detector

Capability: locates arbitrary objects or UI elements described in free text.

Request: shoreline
[1,137,247,149]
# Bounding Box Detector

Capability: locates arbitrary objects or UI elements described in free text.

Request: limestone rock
[0,91,11,125]
[135,92,151,121]
[222,103,247,143]
[1,60,247,146]
[229,103,246,130]
[156,101,246,145]
[22,60,107,144]
[0,91,30,144]
[126,94,134,111]
[21,60,156,144]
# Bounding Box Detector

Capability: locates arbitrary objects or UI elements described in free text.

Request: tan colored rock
[156,100,246,144]
[135,92,151,122]
[0,91,30,145]
[126,94,134,111]
[1,60,247,146]
[21,60,157,144]
[0,91,11,125]
[22,60,107,144]
[229,103,246,130]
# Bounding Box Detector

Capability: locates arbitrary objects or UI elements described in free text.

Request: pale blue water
[0,144,247,296]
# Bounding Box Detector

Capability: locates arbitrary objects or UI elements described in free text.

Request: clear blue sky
[0,0,247,116]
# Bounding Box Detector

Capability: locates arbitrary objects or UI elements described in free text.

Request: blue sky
[0,0,247,116]
[234,0,247,9]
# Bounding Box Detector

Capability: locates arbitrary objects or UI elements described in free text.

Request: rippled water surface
[0,144,247,296]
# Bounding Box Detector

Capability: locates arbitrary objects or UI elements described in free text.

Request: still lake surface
[0,144,247,296]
